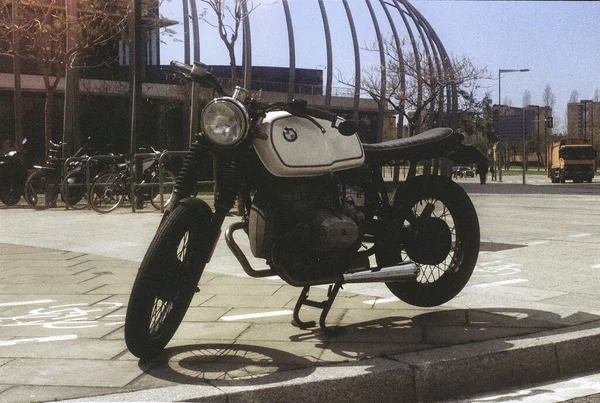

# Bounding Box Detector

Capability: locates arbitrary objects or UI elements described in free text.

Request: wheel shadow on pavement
[139,307,600,387]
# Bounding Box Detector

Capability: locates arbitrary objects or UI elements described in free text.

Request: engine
[248,177,365,285]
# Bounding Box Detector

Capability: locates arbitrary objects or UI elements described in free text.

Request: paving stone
[172,321,251,341]
[0,358,144,387]
[0,385,114,403]
[203,294,294,309]
[0,338,126,359]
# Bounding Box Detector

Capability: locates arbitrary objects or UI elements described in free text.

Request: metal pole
[522,108,526,185]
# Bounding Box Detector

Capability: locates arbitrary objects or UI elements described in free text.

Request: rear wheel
[89,171,125,213]
[125,202,212,359]
[25,171,59,209]
[0,184,22,206]
[61,170,87,209]
[379,175,480,307]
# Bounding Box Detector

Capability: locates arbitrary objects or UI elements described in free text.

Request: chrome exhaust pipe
[343,262,419,284]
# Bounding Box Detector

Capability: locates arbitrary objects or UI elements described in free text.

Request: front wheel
[125,201,213,359]
[25,171,59,209]
[380,175,480,307]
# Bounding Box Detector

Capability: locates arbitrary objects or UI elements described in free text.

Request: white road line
[0,334,77,347]
[524,240,550,246]
[363,297,397,305]
[220,310,293,321]
[591,264,600,269]
[569,233,592,238]
[474,279,529,288]
[0,299,55,308]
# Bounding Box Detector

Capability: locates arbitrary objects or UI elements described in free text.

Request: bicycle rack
[157,151,217,213]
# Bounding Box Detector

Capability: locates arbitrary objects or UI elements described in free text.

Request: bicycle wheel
[61,170,88,210]
[25,171,59,209]
[89,171,126,213]
[150,170,176,210]
[125,201,212,359]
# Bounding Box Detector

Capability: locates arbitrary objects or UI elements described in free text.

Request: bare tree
[198,0,259,83]
[569,89,580,104]
[0,0,128,154]
[340,36,489,138]
[542,84,556,109]
[522,89,531,107]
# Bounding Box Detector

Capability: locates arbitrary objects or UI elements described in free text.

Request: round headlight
[200,98,249,147]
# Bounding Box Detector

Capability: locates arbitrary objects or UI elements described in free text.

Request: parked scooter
[0,139,28,206]
[124,61,481,359]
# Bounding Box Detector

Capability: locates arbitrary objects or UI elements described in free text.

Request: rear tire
[0,184,22,206]
[62,170,87,209]
[25,171,58,209]
[125,201,212,359]
[381,176,480,307]
[89,172,125,213]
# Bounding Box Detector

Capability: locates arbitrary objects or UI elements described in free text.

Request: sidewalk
[1,206,600,402]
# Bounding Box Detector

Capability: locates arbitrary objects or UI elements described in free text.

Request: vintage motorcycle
[124,61,481,359]
[0,139,28,206]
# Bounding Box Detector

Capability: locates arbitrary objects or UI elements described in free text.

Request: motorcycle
[0,139,28,206]
[124,61,481,359]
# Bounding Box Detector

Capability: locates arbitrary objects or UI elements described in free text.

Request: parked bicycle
[24,141,65,209]
[88,147,175,213]
[61,140,111,210]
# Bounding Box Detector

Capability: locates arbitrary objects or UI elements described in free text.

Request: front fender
[178,197,213,222]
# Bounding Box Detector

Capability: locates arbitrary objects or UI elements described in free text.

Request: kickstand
[291,282,345,336]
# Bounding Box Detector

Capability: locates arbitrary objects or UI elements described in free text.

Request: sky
[158,0,600,132]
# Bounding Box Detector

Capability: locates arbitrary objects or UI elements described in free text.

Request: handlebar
[169,61,227,95]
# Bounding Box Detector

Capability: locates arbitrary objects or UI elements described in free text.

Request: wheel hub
[405,217,452,265]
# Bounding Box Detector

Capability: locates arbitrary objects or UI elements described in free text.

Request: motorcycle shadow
[141,307,600,387]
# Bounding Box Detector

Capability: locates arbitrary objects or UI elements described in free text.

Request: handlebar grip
[304,106,337,122]
[170,60,191,75]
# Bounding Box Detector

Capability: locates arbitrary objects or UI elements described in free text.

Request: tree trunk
[44,89,55,155]
[228,46,237,84]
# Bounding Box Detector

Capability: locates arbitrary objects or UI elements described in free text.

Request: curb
[56,321,600,402]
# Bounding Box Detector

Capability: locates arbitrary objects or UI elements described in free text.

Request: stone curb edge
[55,320,600,403]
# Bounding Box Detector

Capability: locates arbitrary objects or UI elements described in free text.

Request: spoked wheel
[89,172,125,213]
[125,201,212,360]
[150,170,176,210]
[24,171,59,209]
[62,171,88,210]
[379,175,480,307]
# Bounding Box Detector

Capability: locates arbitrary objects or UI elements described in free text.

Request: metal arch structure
[180,0,457,143]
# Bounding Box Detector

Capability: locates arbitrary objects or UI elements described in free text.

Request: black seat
[362,128,456,162]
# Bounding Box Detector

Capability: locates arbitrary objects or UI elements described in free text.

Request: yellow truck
[548,138,595,183]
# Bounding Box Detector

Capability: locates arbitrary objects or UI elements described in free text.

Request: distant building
[567,101,599,142]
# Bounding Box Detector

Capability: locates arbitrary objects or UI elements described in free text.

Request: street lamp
[497,68,530,182]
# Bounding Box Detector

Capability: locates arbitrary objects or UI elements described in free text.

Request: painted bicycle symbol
[0,301,124,329]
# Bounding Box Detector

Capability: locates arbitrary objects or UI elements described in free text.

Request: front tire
[25,171,59,209]
[125,201,212,359]
[381,175,480,307]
